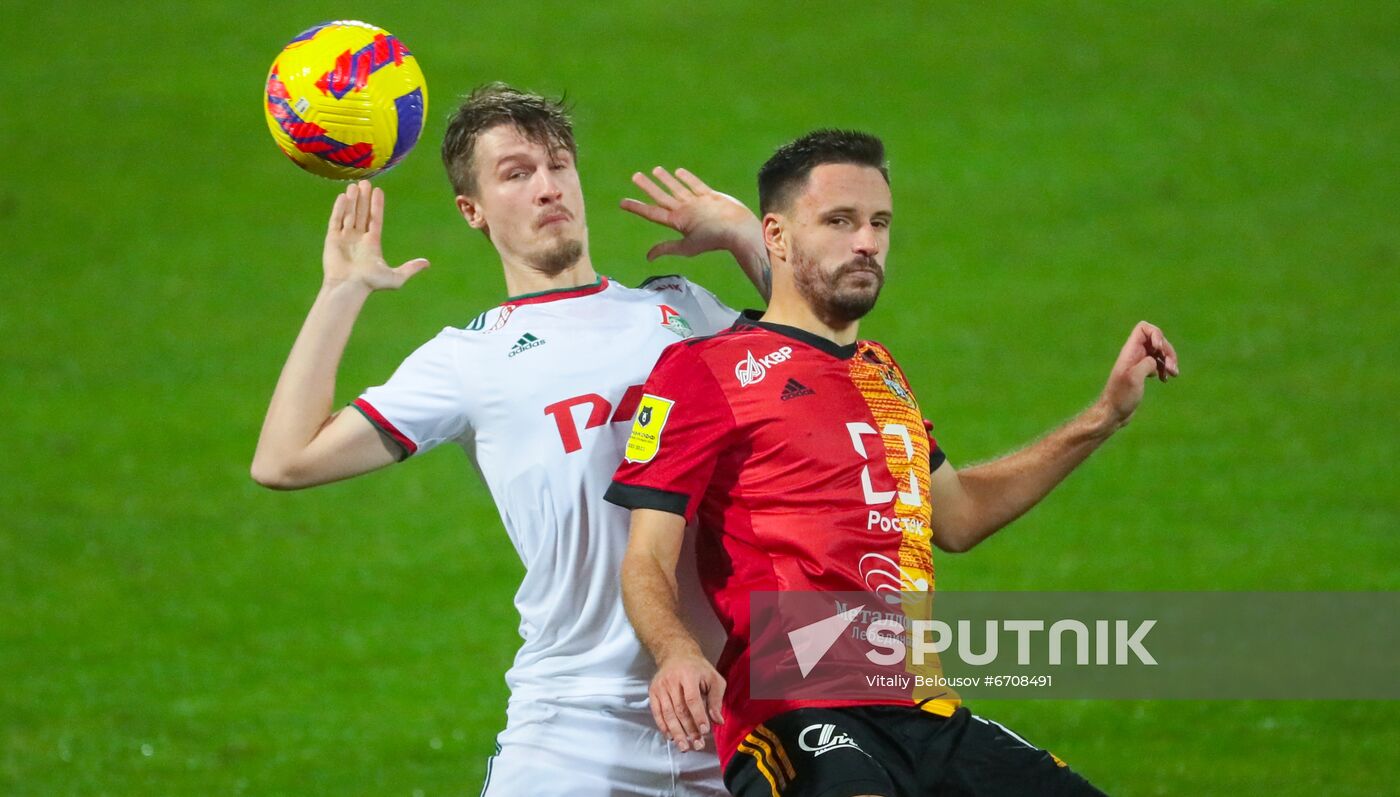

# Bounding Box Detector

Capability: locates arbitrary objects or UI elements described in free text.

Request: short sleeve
[923,419,948,472]
[352,329,470,459]
[605,343,734,520]
[640,275,740,336]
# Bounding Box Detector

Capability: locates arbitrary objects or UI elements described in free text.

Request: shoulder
[459,303,518,335]
[651,323,771,391]
[856,339,903,364]
[674,318,766,354]
[635,273,690,293]
[855,339,917,378]
[405,306,513,366]
[598,274,697,307]
[632,273,728,306]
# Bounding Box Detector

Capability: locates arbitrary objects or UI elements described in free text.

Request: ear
[762,213,787,263]
[456,195,487,229]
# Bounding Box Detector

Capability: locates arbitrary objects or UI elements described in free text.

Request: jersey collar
[505,276,609,306]
[734,309,858,360]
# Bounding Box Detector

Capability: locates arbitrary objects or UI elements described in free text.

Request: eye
[872,218,890,230]
[828,216,850,227]
[507,169,528,180]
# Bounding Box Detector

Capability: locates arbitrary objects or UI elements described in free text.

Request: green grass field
[4,1,1397,794]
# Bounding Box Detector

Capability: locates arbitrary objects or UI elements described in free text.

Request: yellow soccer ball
[264,21,428,180]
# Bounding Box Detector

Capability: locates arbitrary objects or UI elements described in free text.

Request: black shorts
[723,705,1107,797]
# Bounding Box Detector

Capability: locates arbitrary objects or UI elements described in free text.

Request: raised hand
[1099,321,1180,426]
[649,651,726,752]
[323,180,430,291]
[622,167,762,262]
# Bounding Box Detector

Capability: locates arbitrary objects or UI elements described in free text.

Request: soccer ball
[264,20,428,180]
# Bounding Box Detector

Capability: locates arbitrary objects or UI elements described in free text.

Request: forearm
[730,233,772,302]
[952,400,1119,549]
[252,280,371,477]
[621,550,705,664]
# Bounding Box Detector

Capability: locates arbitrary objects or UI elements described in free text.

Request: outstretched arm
[621,508,726,752]
[621,167,771,301]
[929,321,1181,552]
[251,181,431,490]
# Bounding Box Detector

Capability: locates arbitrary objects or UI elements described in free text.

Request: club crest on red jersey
[882,368,915,407]
[735,346,794,387]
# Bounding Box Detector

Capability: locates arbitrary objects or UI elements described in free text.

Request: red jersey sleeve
[605,342,735,520]
[923,418,948,472]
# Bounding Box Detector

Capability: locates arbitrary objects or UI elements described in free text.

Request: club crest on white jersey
[658,304,694,339]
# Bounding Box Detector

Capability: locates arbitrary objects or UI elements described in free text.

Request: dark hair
[441,82,576,197]
[757,129,889,214]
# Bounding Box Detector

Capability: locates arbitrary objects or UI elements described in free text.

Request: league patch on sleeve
[625,394,675,464]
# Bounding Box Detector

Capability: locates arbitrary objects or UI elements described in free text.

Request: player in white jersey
[251,84,769,795]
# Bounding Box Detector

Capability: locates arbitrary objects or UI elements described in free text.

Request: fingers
[631,171,679,209]
[1139,323,1167,382]
[328,193,348,235]
[651,665,717,751]
[392,257,431,287]
[680,679,710,748]
[654,685,697,751]
[1112,326,1147,373]
[337,180,375,233]
[674,168,711,194]
[651,166,691,199]
[648,690,668,738]
[620,197,671,225]
[1129,355,1159,385]
[340,182,358,233]
[705,675,726,726]
[671,680,704,748]
[1159,334,1180,378]
[353,179,373,230]
[340,183,359,234]
[1134,321,1180,380]
[646,239,688,261]
[369,184,385,237]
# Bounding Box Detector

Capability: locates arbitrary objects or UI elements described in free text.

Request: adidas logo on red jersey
[780,378,815,400]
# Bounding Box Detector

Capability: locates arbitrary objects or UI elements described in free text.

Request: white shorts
[480,698,726,797]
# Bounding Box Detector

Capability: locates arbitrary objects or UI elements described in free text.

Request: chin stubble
[792,248,885,324]
[531,239,585,275]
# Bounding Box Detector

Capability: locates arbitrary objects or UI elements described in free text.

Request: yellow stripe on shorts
[752,724,797,781]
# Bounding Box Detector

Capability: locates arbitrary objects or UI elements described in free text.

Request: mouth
[838,257,882,277]
[537,212,572,229]
[840,267,882,281]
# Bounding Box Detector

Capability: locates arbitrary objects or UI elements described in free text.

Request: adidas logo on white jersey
[508,332,546,358]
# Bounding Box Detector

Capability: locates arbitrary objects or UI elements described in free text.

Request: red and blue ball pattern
[263,21,427,180]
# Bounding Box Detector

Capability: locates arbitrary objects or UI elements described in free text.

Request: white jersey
[353,275,736,704]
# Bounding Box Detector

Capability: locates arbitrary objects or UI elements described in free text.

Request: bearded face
[790,237,886,325]
[773,162,893,326]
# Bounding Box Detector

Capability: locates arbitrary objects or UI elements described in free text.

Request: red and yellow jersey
[606,311,956,766]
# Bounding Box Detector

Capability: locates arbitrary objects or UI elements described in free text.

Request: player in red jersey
[605,130,1179,796]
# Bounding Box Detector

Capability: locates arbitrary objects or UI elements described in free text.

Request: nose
[853,223,880,257]
[533,169,563,206]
